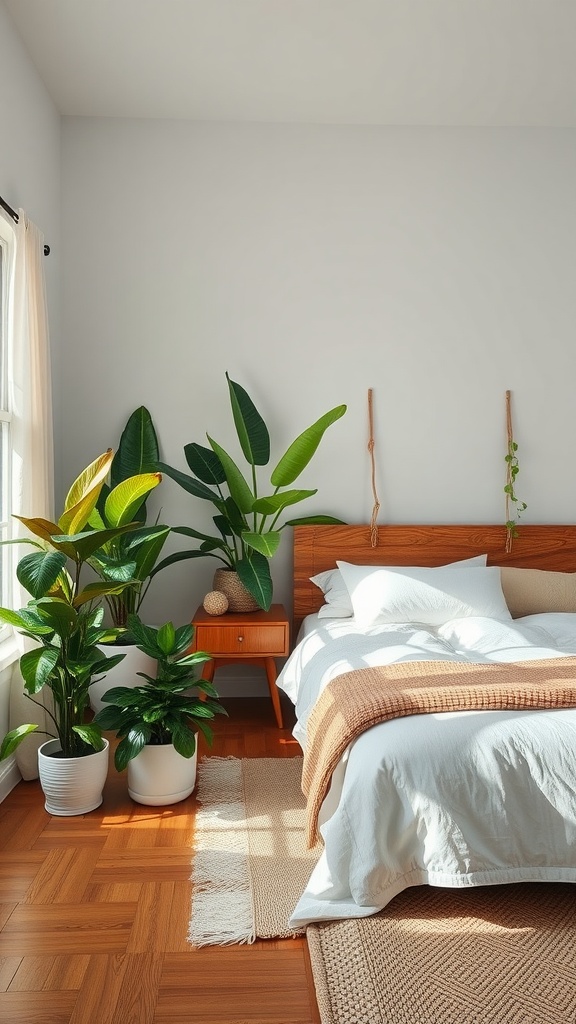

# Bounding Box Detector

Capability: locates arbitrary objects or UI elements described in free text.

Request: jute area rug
[307,883,576,1024]
[189,755,319,946]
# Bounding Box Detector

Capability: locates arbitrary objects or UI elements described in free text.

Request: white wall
[0,0,61,793]
[61,118,576,642]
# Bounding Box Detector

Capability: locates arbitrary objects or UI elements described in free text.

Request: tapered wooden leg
[264,657,283,728]
[200,659,215,682]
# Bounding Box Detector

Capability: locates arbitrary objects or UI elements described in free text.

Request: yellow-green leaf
[59,450,114,535]
[104,473,162,527]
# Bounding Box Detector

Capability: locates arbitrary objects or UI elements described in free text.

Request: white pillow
[311,555,488,619]
[310,568,354,618]
[336,561,511,627]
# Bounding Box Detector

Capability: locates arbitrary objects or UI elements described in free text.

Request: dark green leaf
[92,704,124,730]
[236,552,273,610]
[170,721,197,758]
[73,723,105,751]
[88,555,138,583]
[172,525,225,543]
[226,372,270,467]
[34,597,78,636]
[53,524,140,562]
[16,550,67,599]
[20,647,59,693]
[125,526,170,582]
[126,615,161,652]
[150,548,225,578]
[223,498,247,536]
[207,436,254,514]
[184,443,226,485]
[195,719,215,746]
[173,624,195,653]
[157,462,220,501]
[114,727,150,771]
[111,407,161,488]
[213,515,232,538]
[284,514,347,526]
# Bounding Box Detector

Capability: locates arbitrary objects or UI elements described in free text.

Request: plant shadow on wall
[154,373,347,610]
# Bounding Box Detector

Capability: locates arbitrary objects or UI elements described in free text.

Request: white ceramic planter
[90,644,157,713]
[127,740,198,806]
[38,738,110,816]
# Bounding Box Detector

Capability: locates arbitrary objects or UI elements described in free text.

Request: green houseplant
[154,373,346,610]
[0,449,155,814]
[94,614,227,805]
[89,407,171,628]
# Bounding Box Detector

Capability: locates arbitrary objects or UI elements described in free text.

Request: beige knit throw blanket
[302,657,576,847]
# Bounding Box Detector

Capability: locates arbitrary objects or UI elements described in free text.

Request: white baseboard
[0,756,21,803]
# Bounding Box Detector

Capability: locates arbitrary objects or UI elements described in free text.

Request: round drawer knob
[238,635,244,642]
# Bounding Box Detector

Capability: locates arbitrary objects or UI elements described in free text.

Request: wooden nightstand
[191,604,290,728]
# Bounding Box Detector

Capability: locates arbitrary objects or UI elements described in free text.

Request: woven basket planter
[213,568,260,613]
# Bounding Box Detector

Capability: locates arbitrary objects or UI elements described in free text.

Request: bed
[276,524,576,926]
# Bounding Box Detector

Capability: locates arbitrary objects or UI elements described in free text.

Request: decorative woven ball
[203,590,229,616]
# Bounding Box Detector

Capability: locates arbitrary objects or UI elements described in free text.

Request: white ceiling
[5,0,576,126]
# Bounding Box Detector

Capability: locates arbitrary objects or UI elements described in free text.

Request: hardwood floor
[0,697,321,1024]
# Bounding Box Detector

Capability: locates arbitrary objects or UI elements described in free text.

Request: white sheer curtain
[8,211,55,779]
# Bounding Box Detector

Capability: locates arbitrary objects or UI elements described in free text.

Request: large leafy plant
[88,407,170,628]
[94,614,227,771]
[154,373,346,609]
[0,450,146,761]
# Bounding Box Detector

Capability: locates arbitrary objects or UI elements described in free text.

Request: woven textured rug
[189,755,320,946]
[307,882,576,1024]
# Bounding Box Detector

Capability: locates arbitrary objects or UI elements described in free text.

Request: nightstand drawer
[195,623,288,657]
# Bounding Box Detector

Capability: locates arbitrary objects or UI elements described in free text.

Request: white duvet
[276,612,576,926]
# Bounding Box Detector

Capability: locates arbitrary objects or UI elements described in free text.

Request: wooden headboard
[293,524,576,635]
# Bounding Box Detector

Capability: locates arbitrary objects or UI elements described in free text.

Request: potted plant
[87,407,171,710]
[153,373,346,611]
[0,449,149,815]
[94,614,227,805]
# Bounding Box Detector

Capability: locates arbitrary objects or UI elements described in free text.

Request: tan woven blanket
[302,657,576,847]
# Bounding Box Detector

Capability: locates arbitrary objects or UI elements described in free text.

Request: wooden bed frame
[293,524,576,635]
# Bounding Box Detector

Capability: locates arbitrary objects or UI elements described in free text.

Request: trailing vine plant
[504,390,527,552]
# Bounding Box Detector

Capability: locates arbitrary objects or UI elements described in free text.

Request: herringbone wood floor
[0,696,321,1024]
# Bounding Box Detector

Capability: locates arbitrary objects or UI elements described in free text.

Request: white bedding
[276,612,576,926]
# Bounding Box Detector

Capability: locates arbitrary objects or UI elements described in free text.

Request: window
[0,213,16,637]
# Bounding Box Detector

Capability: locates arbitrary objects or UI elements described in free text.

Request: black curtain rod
[0,194,50,255]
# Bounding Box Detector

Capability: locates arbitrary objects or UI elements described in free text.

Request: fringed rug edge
[188,756,256,947]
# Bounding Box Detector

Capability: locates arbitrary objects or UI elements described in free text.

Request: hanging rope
[505,390,513,552]
[504,389,527,553]
[367,388,380,546]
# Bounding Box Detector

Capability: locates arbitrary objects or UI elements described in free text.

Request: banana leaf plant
[153,373,346,610]
[94,613,227,772]
[0,449,150,761]
[88,407,170,629]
